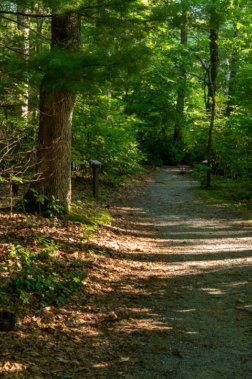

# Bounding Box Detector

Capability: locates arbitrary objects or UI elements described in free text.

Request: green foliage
[72,95,145,184]
[10,174,23,184]
[0,0,251,201]
[195,176,252,218]
[192,163,212,188]
[69,200,111,229]
[37,236,59,254]
[21,189,66,217]
[213,116,252,179]
[0,244,87,309]
[47,196,66,217]
[0,119,38,197]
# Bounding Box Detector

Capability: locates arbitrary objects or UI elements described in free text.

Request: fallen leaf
[119,356,130,362]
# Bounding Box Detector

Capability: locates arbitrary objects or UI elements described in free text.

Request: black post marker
[90,160,102,198]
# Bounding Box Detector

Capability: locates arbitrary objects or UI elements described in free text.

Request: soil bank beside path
[99,167,252,379]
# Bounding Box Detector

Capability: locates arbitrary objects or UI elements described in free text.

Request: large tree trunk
[24,12,81,215]
[36,77,76,213]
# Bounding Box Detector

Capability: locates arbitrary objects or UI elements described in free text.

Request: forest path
[1,168,251,379]
[102,167,252,379]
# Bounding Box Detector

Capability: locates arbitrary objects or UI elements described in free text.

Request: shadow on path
[0,168,251,378]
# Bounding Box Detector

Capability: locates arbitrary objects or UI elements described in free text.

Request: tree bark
[24,12,81,214]
[173,0,188,144]
[226,27,239,116]
[206,28,218,112]
[206,7,219,188]
[17,8,30,119]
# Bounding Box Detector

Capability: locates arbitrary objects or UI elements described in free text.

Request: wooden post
[90,160,102,198]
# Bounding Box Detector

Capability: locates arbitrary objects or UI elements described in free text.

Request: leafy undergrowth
[0,242,88,310]
[0,172,148,313]
[0,173,151,378]
[194,176,252,221]
[0,194,113,314]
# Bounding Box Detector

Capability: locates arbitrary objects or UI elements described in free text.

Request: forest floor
[0,167,252,378]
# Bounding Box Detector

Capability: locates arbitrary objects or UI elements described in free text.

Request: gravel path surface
[114,168,252,379]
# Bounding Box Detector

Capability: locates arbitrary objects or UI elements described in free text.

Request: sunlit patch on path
[100,168,252,378]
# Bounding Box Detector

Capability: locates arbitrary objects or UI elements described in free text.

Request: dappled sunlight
[114,206,145,213]
[0,361,27,374]
[92,363,110,369]
[159,237,252,252]
[164,246,251,254]
[222,280,250,288]
[161,256,252,276]
[176,309,197,313]
[200,287,226,296]
[115,318,174,334]
[157,227,251,237]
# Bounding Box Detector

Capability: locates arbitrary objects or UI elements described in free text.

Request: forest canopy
[0,0,251,213]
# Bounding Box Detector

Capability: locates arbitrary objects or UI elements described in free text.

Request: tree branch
[0,43,30,57]
[0,14,50,40]
[187,71,208,84]
[195,54,209,74]
[0,10,51,18]
[0,1,115,18]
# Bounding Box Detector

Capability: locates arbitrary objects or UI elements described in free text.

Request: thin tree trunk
[206,83,216,188]
[17,8,30,119]
[32,8,44,123]
[206,9,219,188]
[206,28,218,112]
[173,0,188,144]
[226,27,239,116]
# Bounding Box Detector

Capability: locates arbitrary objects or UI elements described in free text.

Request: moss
[69,201,111,227]
[194,176,252,220]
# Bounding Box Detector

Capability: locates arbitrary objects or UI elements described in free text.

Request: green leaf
[10,174,23,183]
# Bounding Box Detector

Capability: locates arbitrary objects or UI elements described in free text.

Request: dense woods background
[0,0,251,213]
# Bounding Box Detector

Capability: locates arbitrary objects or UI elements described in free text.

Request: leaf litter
[0,168,251,378]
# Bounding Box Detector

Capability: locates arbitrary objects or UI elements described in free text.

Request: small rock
[172,349,183,359]
[0,310,16,331]
[106,311,118,321]
[29,352,41,357]
[237,298,245,304]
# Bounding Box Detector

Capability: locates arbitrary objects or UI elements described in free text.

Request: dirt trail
[103,167,252,379]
